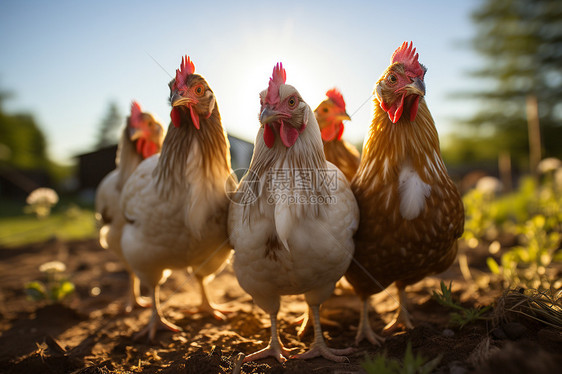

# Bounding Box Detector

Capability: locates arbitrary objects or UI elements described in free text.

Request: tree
[0,95,49,171]
[455,0,562,168]
[95,101,122,149]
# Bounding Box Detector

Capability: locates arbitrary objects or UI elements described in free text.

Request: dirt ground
[0,237,560,373]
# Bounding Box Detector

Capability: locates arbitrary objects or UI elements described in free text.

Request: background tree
[95,101,122,149]
[445,0,562,170]
[0,92,49,171]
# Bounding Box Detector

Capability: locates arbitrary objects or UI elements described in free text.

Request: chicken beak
[171,90,195,108]
[336,111,351,122]
[407,77,426,97]
[260,107,281,125]
[129,127,144,141]
[172,96,195,107]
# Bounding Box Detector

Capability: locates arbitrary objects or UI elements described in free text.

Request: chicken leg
[182,274,231,321]
[355,298,385,345]
[124,273,151,313]
[291,305,355,362]
[134,284,181,341]
[383,285,414,333]
[243,313,297,363]
[295,306,341,340]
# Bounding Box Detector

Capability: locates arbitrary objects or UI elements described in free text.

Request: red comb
[265,62,287,105]
[326,88,346,110]
[173,55,195,91]
[130,101,143,128]
[391,41,424,78]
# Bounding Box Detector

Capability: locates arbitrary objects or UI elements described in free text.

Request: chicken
[345,42,464,344]
[228,63,359,362]
[120,55,234,341]
[95,101,164,312]
[314,88,360,181]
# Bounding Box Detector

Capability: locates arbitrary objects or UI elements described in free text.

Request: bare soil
[0,238,560,373]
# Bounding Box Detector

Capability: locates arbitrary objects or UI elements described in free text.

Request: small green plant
[362,342,441,374]
[488,215,561,289]
[25,261,75,302]
[432,281,491,328]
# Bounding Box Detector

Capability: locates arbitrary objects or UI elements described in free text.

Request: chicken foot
[124,273,151,313]
[383,286,414,334]
[292,305,355,362]
[134,285,181,342]
[182,274,232,321]
[354,298,385,346]
[243,313,297,363]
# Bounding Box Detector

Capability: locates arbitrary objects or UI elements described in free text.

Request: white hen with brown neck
[120,56,234,341]
[95,101,164,313]
[229,63,359,363]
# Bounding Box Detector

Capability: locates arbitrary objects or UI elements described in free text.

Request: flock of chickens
[95,41,464,363]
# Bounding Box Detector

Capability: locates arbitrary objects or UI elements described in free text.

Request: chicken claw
[291,345,354,363]
[124,274,152,313]
[182,304,231,321]
[382,287,414,334]
[182,275,232,321]
[134,285,182,342]
[355,299,384,346]
[243,314,297,363]
[243,342,297,363]
[292,305,354,362]
[133,313,182,342]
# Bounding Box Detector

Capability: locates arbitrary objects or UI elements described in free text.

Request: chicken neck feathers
[115,123,144,191]
[154,104,231,199]
[236,117,330,224]
[323,139,360,182]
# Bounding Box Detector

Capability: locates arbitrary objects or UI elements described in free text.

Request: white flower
[475,176,503,196]
[26,188,59,205]
[537,157,561,174]
[25,188,59,218]
[39,261,66,274]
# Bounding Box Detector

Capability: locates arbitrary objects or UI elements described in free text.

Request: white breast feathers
[398,164,431,220]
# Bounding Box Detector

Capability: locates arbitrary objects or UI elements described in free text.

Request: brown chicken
[314,88,360,181]
[345,42,464,345]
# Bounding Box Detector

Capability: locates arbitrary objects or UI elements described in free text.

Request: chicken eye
[322,107,329,113]
[288,96,298,108]
[387,74,397,85]
[194,85,204,97]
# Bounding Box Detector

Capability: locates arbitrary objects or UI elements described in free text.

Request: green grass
[362,341,441,374]
[0,203,97,247]
[432,281,491,328]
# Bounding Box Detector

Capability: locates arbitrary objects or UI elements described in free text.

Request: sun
[207,33,332,143]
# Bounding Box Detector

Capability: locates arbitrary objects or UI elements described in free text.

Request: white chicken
[120,56,234,341]
[228,63,359,363]
[95,101,164,312]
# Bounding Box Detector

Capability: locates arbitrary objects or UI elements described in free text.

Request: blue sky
[0,0,480,164]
